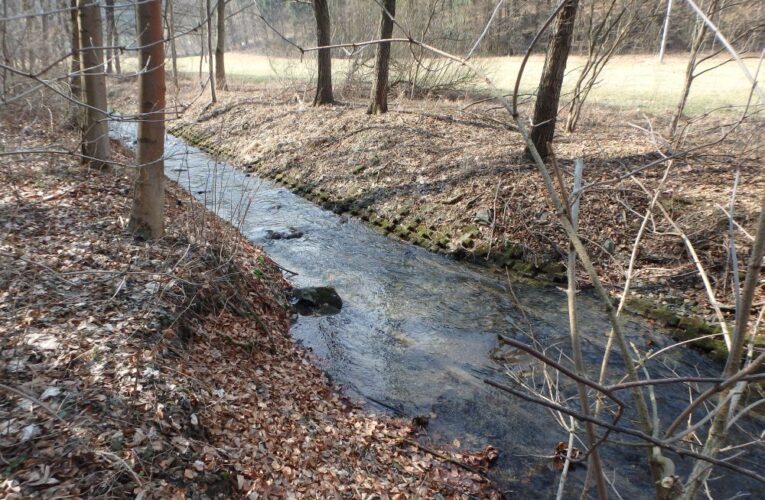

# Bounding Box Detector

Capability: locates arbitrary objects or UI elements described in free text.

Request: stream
[113,124,764,499]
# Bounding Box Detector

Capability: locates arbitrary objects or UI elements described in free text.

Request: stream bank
[1,116,496,498]
[109,121,765,498]
[167,109,744,358]
[120,76,763,355]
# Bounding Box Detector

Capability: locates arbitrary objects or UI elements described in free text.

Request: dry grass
[140,52,761,113]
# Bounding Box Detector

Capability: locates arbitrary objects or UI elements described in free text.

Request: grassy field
[165,52,757,114]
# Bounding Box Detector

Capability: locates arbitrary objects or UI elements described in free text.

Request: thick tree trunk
[526,0,579,159]
[215,0,226,90]
[367,0,395,114]
[129,0,166,240]
[206,0,217,102]
[78,0,110,170]
[312,0,333,105]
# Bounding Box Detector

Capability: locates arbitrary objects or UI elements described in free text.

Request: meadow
[165,52,759,114]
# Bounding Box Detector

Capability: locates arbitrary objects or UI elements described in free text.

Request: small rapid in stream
[113,124,764,499]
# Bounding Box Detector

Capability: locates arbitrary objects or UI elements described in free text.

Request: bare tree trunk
[105,0,114,73]
[23,0,34,72]
[668,0,718,146]
[206,0,216,102]
[105,0,121,74]
[215,0,226,90]
[198,0,205,82]
[69,0,82,125]
[681,199,765,499]
[658,0,672,63]
[526,0,579,159]
[367,0,395,114]
[166,0,179,88]
[2,0,9,98]
[39,0,50,68]
[129,0,166,240]
[78,0,110,170]
[312,0,333,105]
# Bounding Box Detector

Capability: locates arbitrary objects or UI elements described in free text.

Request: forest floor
[122,78,764,350]
[0,108,499,497]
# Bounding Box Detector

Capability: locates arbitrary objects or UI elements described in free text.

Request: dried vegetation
[0,106,498,498]
[141,79,764,340]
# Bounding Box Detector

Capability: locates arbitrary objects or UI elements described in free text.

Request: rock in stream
[290,287,343,316]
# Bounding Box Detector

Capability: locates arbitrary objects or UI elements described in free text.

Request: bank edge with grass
[169,121,733,360]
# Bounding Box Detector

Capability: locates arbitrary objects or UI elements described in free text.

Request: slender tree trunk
[526,0,579,159]
[112,4,120,73]
[24,0,34,72]
[69,0,82,125]
[129,0,166,240]
[167,0,179,88]
[40,0,50,68]
[106,0,120,74]
[198,0,204,82]
[312,0,333,105]
[206,0,216,102]
[215,0,226,90]
[105,0,114,73]
[681,200,765,499]
[668,0,718,146]
[78,0,110,170]
[658,0,672,63]
[367,0,395,114]
[2,0,9,99]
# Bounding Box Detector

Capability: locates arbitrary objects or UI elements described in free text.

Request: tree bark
[668,0,718,147]
[167,0,179,88]
[105,0,114,73]
[78,0,110,170]
[23,0,34,72]
[129,0,166,240]
[206,0,216,102]
[526,0,579,159]
[215,0,226,90]
[367,0,395,114]
[68,0,82,125]
[312,0,333,105]
[1,0,8,98]
[105,0,120,74]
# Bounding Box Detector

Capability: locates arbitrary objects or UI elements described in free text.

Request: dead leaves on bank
[0,122,497,497]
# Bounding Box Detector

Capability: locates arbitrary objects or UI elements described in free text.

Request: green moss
[434,233,450,249]
[415,225,432,240]
[394,225,411,238]
[460,225,481,238]
[474,243,491,258]
[652,307,680,327]
[512,260,536,276]
[541,262,566,281]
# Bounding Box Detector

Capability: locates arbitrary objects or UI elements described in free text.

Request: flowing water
[114,124,764,498]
